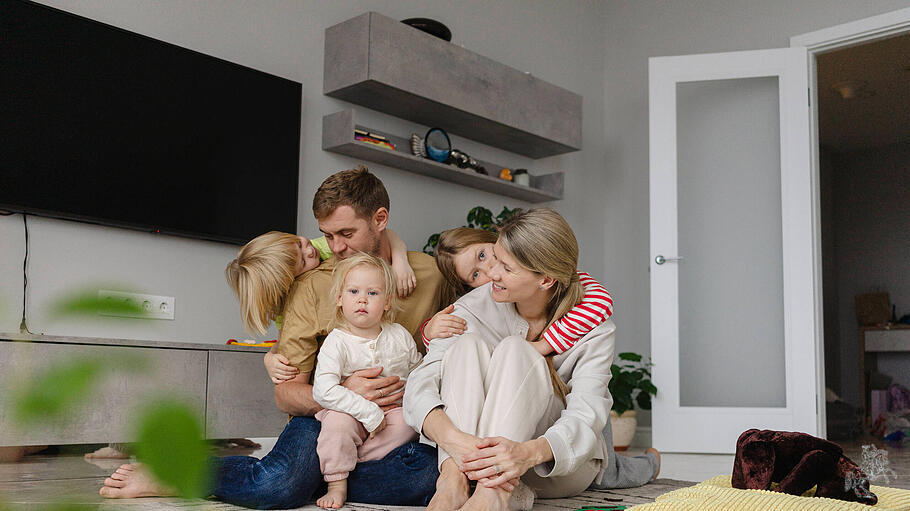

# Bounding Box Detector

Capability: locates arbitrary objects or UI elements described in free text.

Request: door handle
[655,255,683,265]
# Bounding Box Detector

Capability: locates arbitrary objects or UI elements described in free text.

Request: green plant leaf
[640,381,658,396]
[423,232,440,256]
[635,391,652,411]
[613,392,634,416]
[134,400,210,499]
[50,291,147,318]
[11,358,103,425]
[618,352,642,362]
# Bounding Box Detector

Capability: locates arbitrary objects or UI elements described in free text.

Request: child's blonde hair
[225,231,299,335]
[329,253,400,330]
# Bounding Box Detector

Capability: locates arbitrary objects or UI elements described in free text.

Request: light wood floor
[1,435,907,510]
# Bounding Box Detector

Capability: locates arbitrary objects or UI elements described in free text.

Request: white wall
[1,0,608,344]
[828,141,910,404]
[602,0,910,425]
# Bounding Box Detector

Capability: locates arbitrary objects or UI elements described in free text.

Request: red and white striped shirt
[422,271,613,353]
[541,271,613,353]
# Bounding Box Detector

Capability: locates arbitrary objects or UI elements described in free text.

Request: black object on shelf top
[401,18,452,41]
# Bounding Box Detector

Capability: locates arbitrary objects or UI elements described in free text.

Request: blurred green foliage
[11,358,103,425]
[9,352,207,501]
[50,291,147,319]
[10,355,146,425]
[134,400,210,499]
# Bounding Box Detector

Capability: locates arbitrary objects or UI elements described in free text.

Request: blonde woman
[425,227,614,355]
[403,209,659,511]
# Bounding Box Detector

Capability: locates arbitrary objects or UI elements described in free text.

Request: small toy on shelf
[227,339,276,347]
[499,168,513,181]
[354,129,396,151]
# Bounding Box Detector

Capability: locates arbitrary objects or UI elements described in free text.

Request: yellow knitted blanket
[629,476,910,511]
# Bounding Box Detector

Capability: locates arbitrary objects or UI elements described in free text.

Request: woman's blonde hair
[434,227,498,303]
[497,208,584,403]
[329,252,400,330]
[225,231,299,336]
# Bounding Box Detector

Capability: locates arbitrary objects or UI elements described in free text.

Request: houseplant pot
[609,352,657,451]
[610,410,637,451]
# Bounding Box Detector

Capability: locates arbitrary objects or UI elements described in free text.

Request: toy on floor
[732,429,877,505]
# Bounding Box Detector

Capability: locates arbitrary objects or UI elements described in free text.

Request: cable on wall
[1,211,34,334]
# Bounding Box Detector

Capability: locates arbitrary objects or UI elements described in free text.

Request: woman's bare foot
[317,479,347,509]
[458,484,510,511]
[99,463,175,498]
[645,447,661,480]
[85,446,130,460]
[427,459,470,511]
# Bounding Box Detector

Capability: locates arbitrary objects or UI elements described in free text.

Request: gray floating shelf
[324,12,582,160]
[323,110,563,203]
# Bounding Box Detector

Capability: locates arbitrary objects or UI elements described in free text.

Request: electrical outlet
[98,290,175,320]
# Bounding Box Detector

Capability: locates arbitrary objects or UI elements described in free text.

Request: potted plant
[609,352,657,451]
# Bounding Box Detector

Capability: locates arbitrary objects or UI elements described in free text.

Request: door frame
[790,7,910,438]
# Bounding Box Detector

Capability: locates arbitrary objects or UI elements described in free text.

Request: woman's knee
[494,335,538,361]
[442,333,490,367]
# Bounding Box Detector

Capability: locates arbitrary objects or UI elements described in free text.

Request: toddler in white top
[312,253,422,509]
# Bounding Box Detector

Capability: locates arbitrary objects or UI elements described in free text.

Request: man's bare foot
[0,445,46,463]
[99,463,175,498]
[458,484,510,511]
[317,479,347,509]
[85,446,130,460]
[645,447,661,480]
[427,459,470,511]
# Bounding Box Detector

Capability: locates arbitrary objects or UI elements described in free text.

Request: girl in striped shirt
[426,227,613,355]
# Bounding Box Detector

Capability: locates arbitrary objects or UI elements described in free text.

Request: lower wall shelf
[322,109,563,203]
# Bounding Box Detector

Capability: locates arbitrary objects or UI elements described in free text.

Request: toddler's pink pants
[315,407,417,482]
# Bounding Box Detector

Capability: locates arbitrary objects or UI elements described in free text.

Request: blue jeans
[210,416,439,509]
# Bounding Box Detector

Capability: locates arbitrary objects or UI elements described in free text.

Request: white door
[649,47,819,454]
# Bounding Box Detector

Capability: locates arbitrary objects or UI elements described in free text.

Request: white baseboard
[631,426,652,448]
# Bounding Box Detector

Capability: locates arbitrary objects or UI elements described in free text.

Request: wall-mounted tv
[0,0,301,244]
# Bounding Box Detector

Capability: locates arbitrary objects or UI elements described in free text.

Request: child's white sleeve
[403,324,424,371]
[312,332,385,432]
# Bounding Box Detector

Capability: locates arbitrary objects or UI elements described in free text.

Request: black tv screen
[0,0,301,244]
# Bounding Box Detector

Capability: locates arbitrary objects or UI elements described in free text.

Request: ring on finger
[493,464,500,474]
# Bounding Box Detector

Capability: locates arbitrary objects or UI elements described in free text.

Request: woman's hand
[264,350,299,384]
[424,305,467,340]
[461,437,552,488]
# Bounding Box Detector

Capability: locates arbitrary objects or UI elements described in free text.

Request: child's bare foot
[646,447,661,480]
[85,446,130,460]
[317,479,347,509]
[458,484,510,511]
[427,459,470,511]
[99,463,175,498]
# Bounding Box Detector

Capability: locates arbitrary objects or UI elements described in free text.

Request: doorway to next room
[817,32,910,441]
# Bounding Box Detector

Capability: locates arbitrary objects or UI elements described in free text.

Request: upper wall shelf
[324,12,582,160]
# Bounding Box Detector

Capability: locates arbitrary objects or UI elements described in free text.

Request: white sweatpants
[438,334,601,498]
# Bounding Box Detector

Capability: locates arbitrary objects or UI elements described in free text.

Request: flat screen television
[0,0,301,244]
